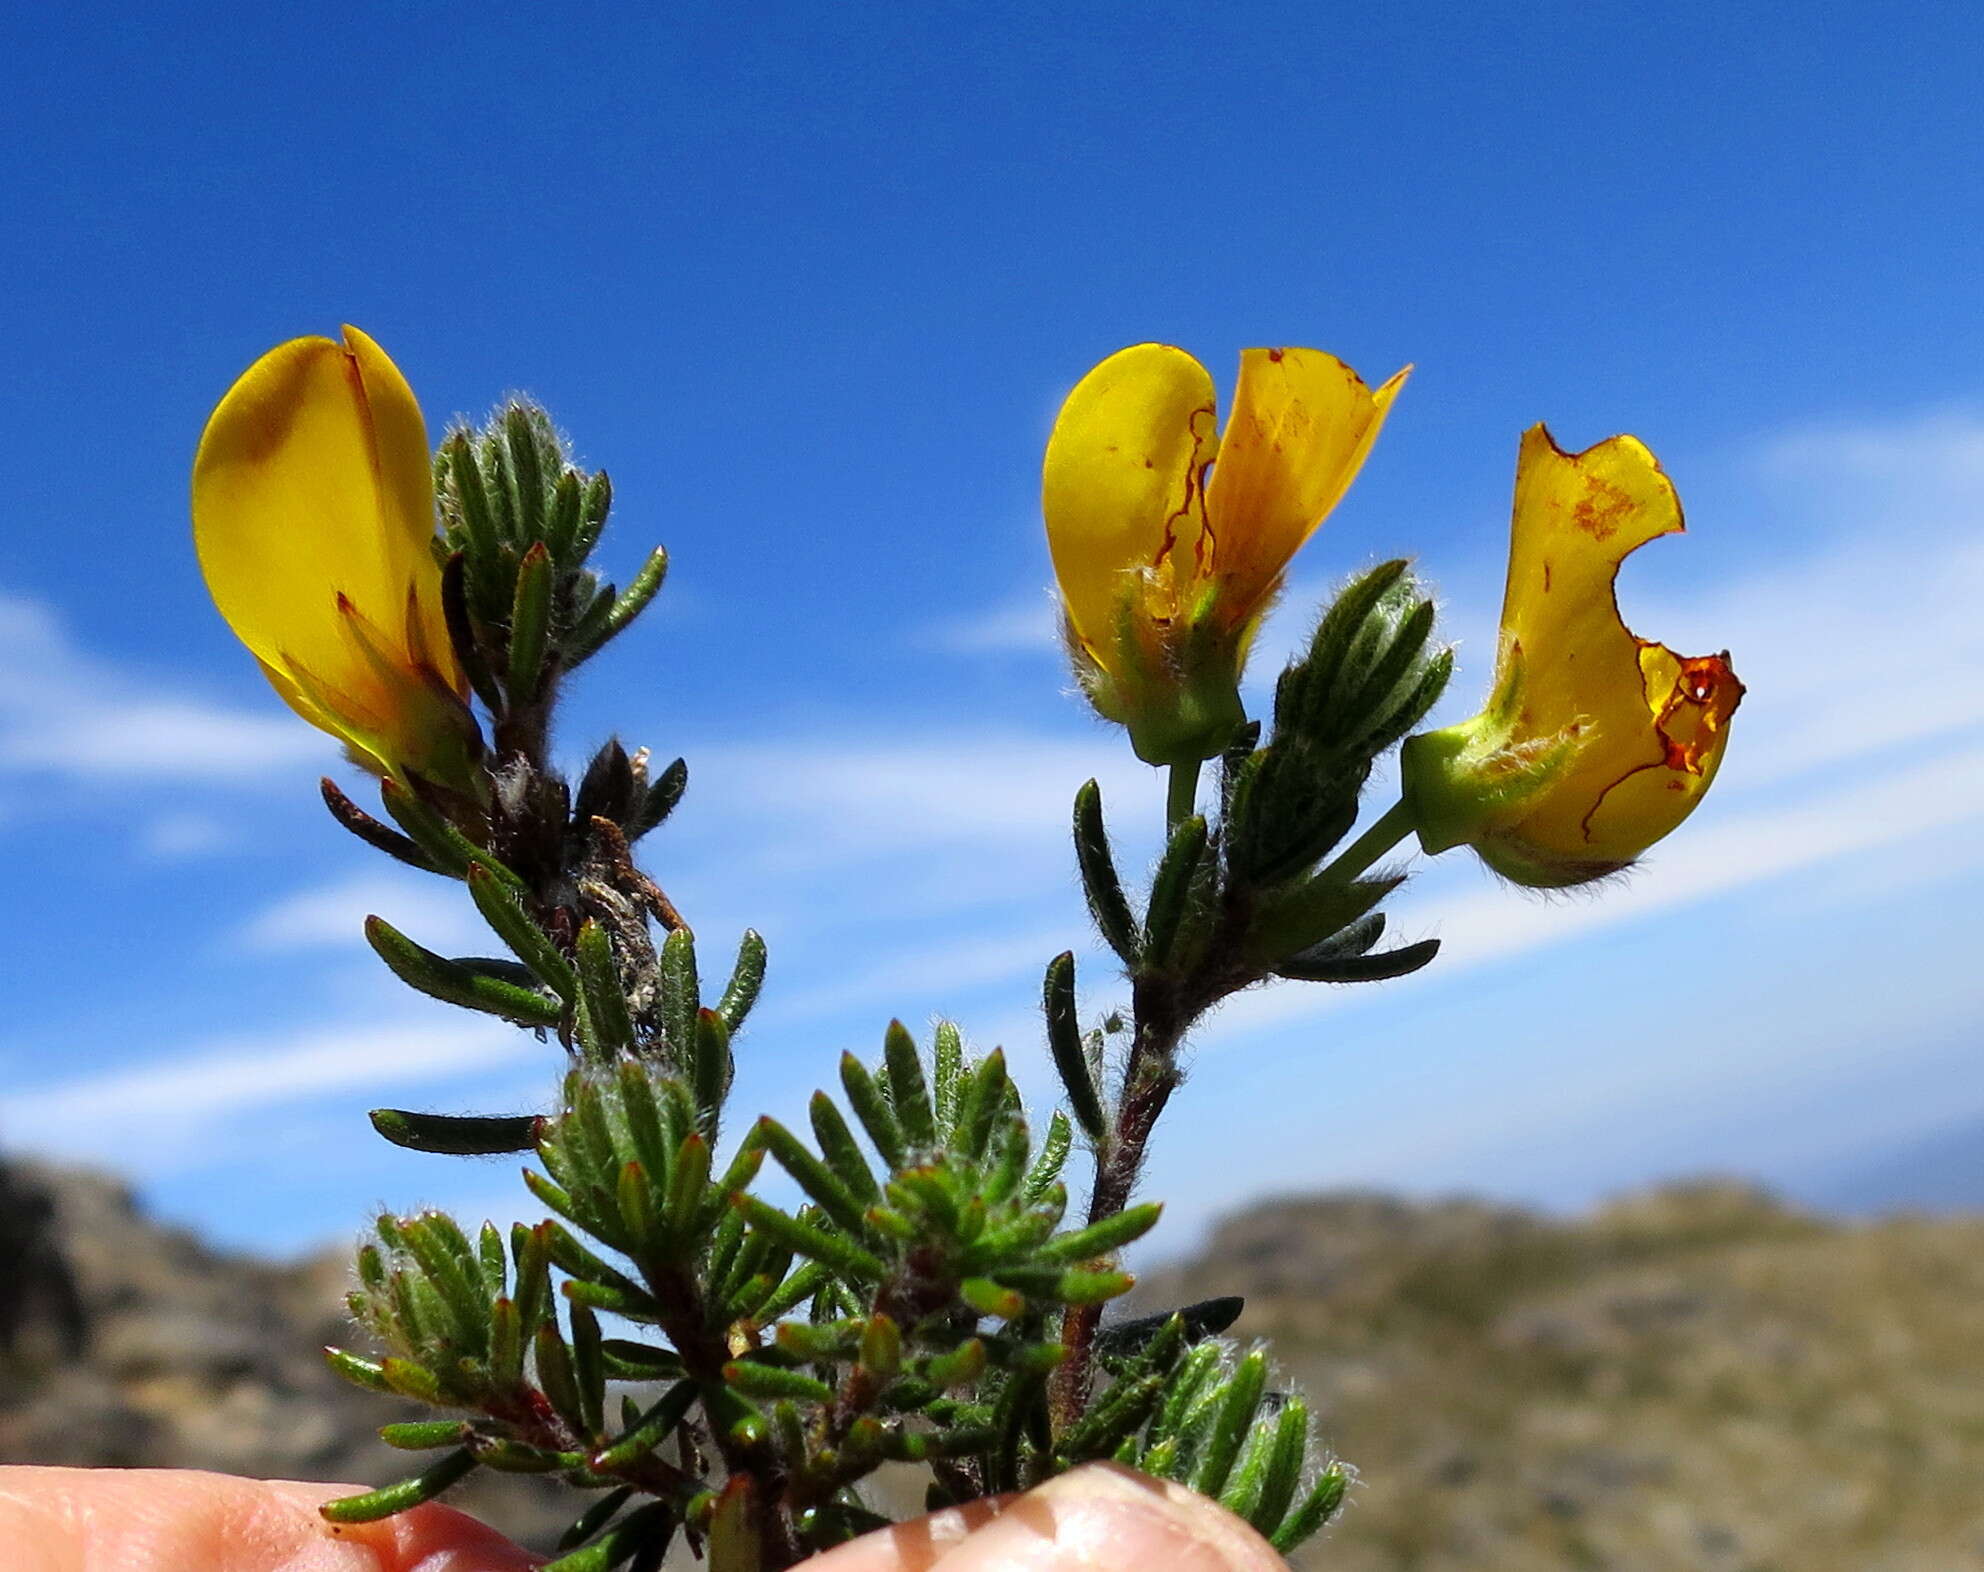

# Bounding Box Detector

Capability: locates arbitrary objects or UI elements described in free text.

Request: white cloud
[1212,738,1984,1043]
[920,590,1060,655]
[1638,455,1984,796]
[238,870,486,955]
[1760,406,1984,491]
[760,923,1075,1025]
[1422,739,1984,961]
[0,1016,539,1174]
[139,811,233,860]
[694,732,1162,860]
[0,591,323,785]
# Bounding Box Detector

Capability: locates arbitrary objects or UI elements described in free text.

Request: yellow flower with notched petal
[1043,344,1408,765]
[1401,425,1743,887]
[192,327,482,792]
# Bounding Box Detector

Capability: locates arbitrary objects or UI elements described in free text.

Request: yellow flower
[192,326,482,791]
[1401,425,1744,887]
[1042,344,1407,765]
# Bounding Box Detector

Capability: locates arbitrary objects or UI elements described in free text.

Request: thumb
[809,1463,1291,1572]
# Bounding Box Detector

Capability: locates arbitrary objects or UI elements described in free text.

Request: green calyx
[1398,649,1581,859]
[1068,583,1248,768]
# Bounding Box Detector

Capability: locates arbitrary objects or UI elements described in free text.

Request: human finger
[802,1463,1289,1572]
[0,1466,539,1572]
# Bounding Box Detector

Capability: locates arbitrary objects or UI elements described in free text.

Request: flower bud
[192,326,484,793]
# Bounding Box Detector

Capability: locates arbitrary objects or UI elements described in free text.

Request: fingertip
[265,1480,540,1571]
[923,1463,1290,1572]
[800,1491,1013,1571]
[0,1468,538,1572]
[285,1476,543,1564]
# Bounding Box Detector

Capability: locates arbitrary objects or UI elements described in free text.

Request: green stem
[1317,797,1418,887]
[1164,761,1199,832]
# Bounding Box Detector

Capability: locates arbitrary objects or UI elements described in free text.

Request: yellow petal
[258,654,393,777]
[1203,349,1407,628]
[1495,425,1742,860]
[344,325,458,679]
[192,327,458,702]
[253,656,364,756]
[1042,344,1219,655]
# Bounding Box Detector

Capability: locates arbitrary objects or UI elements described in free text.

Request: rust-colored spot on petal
[1572,473,1635,542]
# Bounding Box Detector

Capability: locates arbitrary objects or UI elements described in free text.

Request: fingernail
[929,1462,1288,1572]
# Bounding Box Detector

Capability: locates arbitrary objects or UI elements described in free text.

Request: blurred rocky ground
[3,1158,1982,1567]
[0,1157,572,1549]
[1140,1182,1984,1571]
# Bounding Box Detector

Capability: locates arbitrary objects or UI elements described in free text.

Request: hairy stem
[1164,760,1200,832]
[646,1261,805,1568]
[1049,977,1188,1427]
[1316,796,1417,886]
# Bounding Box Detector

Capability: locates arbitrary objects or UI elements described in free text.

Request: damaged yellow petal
[1563,642,1741,860]
[1403,424,1742,885]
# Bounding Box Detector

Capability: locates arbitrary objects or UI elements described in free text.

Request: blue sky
[2,2,1981,1257]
